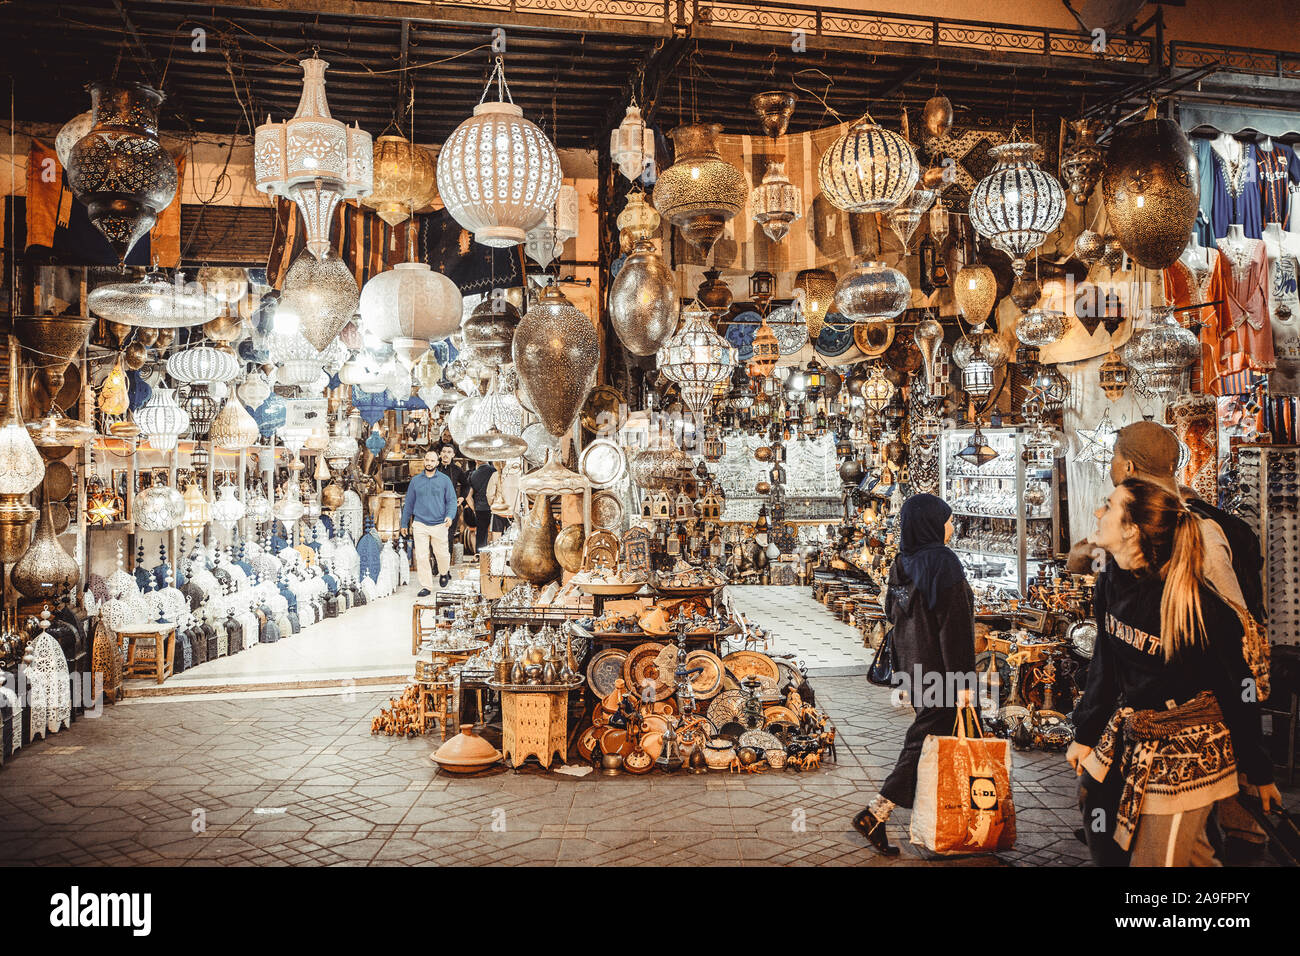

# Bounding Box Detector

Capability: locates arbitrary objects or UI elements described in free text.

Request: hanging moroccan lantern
[818,115,918,213]
[1099,347,1129,400]
[134,387,189,452]
[750,316,781,378]
[922,95,954,139]
[750,156,802,243]
[362,134,437,226]
[610,237,676,356]
[885,188,936,251]
[657,303,737,422]
[268,330,324,388]
[88,271,220,329]
[359,262,462,346]
[209,484,246,530]
[1074,229,1106,266]
[833,260,910,323]
[653,123,748,258]
[956,422,999,467]
[1011,276,1041,311]
[611,100,656,181]
[953,264,997,324]
[209,396,261,449]
[525,183,579,268]
[167,344,239,385]
[793,268,836,339]
[617,190,660,242]
[133,482,185,533]
[861,367,895,413]
[180,481,211,537]
[697,269,733,315]
[182,385,219,441]
[952,325,1010,369]
[463,379,527,460]
[1101,111,1198,270]
[460,297,521,368]
[968,141,1065,276]
[512,285,599,438]
[1122,306,1200,399]
[751,91,798,138]
[1015,308,1069,348]
[960,343,996,399]
[436,58,560,247]
[1061,118,1105,206]
[254,57,373,259]
[65,82,178,265]
[98,360,130,417]
[278,250,361,352]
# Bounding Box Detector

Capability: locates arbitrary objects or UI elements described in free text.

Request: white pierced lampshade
[818,116,918,213]
[210,485,246,528]
[167,345,239,385]
[524,184,579,268]
[134,483,185,532]
[89,271,221,329]
[968,142,1065,276]
[244,486,272,524]
[436,61,561,248]
[611,102,655,181]
[278,250,360,352]
[253,57,373,260]
[135,387,190,451]
[237,370,272,409]
[268,329,323,387]
[209,396,260,449]
[359,262,463,345]
[0,420,45,495]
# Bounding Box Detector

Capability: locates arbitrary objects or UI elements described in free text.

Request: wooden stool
[117,625,176,684]
[411,601,440,654]
[411,678,454,738]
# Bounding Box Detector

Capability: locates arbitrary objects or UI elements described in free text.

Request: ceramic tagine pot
[431,724,502,774]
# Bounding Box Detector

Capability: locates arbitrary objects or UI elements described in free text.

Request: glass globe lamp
[968,142,1066,276]
[818,115,918,213]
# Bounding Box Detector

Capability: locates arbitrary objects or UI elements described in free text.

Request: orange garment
[1218,237,1275,376]
[1163,251,1231,395]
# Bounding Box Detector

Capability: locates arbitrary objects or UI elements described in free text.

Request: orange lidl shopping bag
[909,707,1016,854]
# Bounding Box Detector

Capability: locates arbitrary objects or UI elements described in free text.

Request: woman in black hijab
[853,493,977,854]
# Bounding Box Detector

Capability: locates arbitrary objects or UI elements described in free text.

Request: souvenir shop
[0,0,1296,779]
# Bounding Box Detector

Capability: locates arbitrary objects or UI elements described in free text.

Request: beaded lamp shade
[818,116,918,213]
[968,142,1065,276]
[435,58,560,247]
[657,303,737,421]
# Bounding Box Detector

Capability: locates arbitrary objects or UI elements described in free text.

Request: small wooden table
[410,677,455,738]
[117,625,176,684]
[490,682,581,770]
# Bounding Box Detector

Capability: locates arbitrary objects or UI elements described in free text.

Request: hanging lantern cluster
[436,57,560,248]
[254,57,374,259]
[968,141,1065,276]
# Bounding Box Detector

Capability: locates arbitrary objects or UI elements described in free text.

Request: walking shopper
[401,450,458,597]
[855,493,977,855]
[1067,479,1280,866]
[468,461,499,552]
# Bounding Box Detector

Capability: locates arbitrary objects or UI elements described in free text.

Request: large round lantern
[653,123,748,258]
[134,483,185,533]
[359,262,462,347]
[833,260,910,322]
[363,134,437,227]
[968,142,1065,276]
[1101,114,1199,270]
[1122,306,1200,399]
[167,345,239,385]
[278,250,360,352]
[436,60,561,248]
[818,115,918,213]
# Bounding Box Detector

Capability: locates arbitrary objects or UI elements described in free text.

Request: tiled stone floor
[5,585,1289,866]
[730,585,873,675]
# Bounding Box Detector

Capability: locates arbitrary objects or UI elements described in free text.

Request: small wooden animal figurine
[802,751,821,771]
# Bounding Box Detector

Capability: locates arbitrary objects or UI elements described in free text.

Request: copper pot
[510,494,561,584]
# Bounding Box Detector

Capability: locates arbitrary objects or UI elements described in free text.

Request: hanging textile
[1166,395,1219,502]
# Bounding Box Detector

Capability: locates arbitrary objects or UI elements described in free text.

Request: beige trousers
[411,520,451,590]
[1129,805,1221,867]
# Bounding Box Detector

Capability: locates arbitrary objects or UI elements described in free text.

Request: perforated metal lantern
[362,134,437,227]
[860,367,895,413]
[968,141,1065,276]
[658,303,737,422]
[1122,306,1200,399]
[359,262,462,346]
[750,156,802,243]
[134,387,189,452]
[961,349,996,400]
[279,249,361,352]
[89,271,220,330]
[166,345,239,385]
[653,123,748,258]
[833,260,910,323]
[1015,308,1069,348]
[956,423,999,468]
[953,264,997,325]
[749,316,781,378]
[818,115,918,213]
[793,268,836,339]
[1099,347,1129,400]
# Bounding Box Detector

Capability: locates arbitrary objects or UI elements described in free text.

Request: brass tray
[721,650,780,683]
[624,641,671,701]
[586,648,629,698]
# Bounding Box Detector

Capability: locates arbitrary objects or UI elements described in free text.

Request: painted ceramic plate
[586,648,629,698]
[813,319,855,357]
[739,729,784,755]
[724,310,759,361]
[721,650,780,683]
[684,649,725,700]
[769,306,808,356]
[774,659,802,690]
[591,490,625,530]
[763,705,800,727]
[579,438,626,489]
[706,689,746,727]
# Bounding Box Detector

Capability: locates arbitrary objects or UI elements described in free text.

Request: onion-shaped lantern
[1061,119,1105,206]
[750,156,802,243]
[435,58,560,247]
[244,486,273,524]
[617,190,660,242]
[885,188,936,251]
[1122,307,1200,399]
[968,141,1065,276]
[166,345,239,385]
[653,124,748,258]
[359,262,462,346]
[209,396,260,449]
[512,285,598,439]
[278,250,360,352]
[135,387,189,452]
[210,485,245,529]
[818,115,918,213]
[833,260,910,322]
[656,303,737,422]
[1015,308,1069,348]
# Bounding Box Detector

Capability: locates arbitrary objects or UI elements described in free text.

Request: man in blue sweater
[402,450,459,596]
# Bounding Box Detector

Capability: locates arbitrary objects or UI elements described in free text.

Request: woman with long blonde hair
[1068,479,1279,866]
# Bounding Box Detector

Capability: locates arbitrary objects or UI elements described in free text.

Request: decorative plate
[591,490,625,530]
[579,438,627,489]
[521,422,556,466]
[763,705,800,727]
[706,689,746,727]
[599,727,634,757]
[721,668,741,692]
[652,643,680,689]
[853,320,896,357]
[683,649,725,700]
[813,319,855,358]
[739,729,784,755]
[721,650,780,683]
[581,385,624,436]
[624,642,670,701]
[774,659,802,690]
[577,724,604,761]
[724,310,759,361]
[769,306,808,356]
[586,648,629,698]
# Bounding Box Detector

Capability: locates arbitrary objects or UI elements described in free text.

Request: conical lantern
[953,264,997,324]
[14,316,94,409]
[278,250,361,352]
[210,395,260,449]
[66,82,178,265]
[750,91,797,138]
[609,237,676,356]
[524,184,579,269]
[1102,113,1198,270]
[11,495,79,599]
[653,123,748,258]
[512,285,599,438]
[885,188,936,251]
[1061,118,1106,206]
[750,156,802,243]
[510,494,561,584]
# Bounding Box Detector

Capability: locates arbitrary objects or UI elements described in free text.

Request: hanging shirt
[1217,236,1275,388]
[1193,136,1219,251]
[1256,139,1300,229]
[1163,250,1231,395]
[1210,136,1262,240]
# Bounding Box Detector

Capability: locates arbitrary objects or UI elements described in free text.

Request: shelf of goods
[939,426,1062,596]
[1234,445,1299,646]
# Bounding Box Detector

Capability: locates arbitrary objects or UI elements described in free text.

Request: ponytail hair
[1117,479,1207,658]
